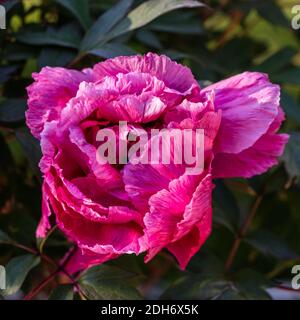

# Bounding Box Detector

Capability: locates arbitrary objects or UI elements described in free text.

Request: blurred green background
[0,0,300,300]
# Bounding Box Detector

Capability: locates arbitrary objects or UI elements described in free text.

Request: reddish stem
[225,195,263,272]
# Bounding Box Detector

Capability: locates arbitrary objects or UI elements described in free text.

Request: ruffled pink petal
[45,187,144,255]
[26,67,93,139]
[203,72,280,154]
[93,52,199,96]
[122,127,198,212]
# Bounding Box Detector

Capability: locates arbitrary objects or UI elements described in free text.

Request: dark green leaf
[0,99,27,125]
[187,251,224,275]
[256,0,289,27]
[161,274,229,299]
[273,69,300,85]
[38,47,77,68]
[149,11,203,34]
[280,91,300,125]
[0,66,18,84]
[256,48,296,74]
[0,229,14,244]
[16,25,81,49]
[3,44,37,62]
[213,180,240,232]
[106,0,206,41]
[2,0,20,12]
[3,254,40,296]
[80,0,134,51]
[79,264,141,300]
[136,29,162,49]
[15,127,42,180]
[214,287,246,300]
[55,0,92,30]
[49,284,74,300]
[283,132,300,181]
[245,230,299,260]
[88,43,136,59]
[233,269,271,300]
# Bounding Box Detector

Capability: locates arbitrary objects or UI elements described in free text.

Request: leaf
[2,0,20,12]
[49,284,74,300]
[106,0,206,41]
[283,132,300,181]
[3,44,37,62]
[233,269,271,300]
[187,251,224,276]
[79,264,141,300]
[0,211,37,247]
[16,25,81,49]
[0,229,14,244]
[214,287,245,300]
[0,66,18,84]
[256,0,289,27]
[80,0,134,51]
[149,11,203,34]
[3,254,40,296]
[213,180,240,233]
[88,43,136,59]
[38,47,77,68]
[256,48,297,74]
[55,0,92,30]
[15,127,42,180]
[214,38,260,73]
[36,225,58,254]
[136,29,162,49]
[280,91,300,125]
[161,274,229,299]
[0,99,27,126]
[245,230,299,260]
[272,69,300,85]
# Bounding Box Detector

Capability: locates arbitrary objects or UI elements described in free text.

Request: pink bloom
[26,53,288,272]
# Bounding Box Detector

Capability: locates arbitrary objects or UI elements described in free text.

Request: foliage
[0,0,300,300]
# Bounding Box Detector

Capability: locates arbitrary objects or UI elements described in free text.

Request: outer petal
[26,67,93,139]
[203,72,280,154]
[212,107,289,178]
[144,174,213,265]
[212,133,289,178]
[36,182,52,237]
[167,212,211,269]
[63,247,118,274]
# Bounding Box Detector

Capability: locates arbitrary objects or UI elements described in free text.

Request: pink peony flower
[26,53,288,272]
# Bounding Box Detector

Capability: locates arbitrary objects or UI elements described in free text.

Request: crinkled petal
[26,67,93,139]
[93,52,199,95]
